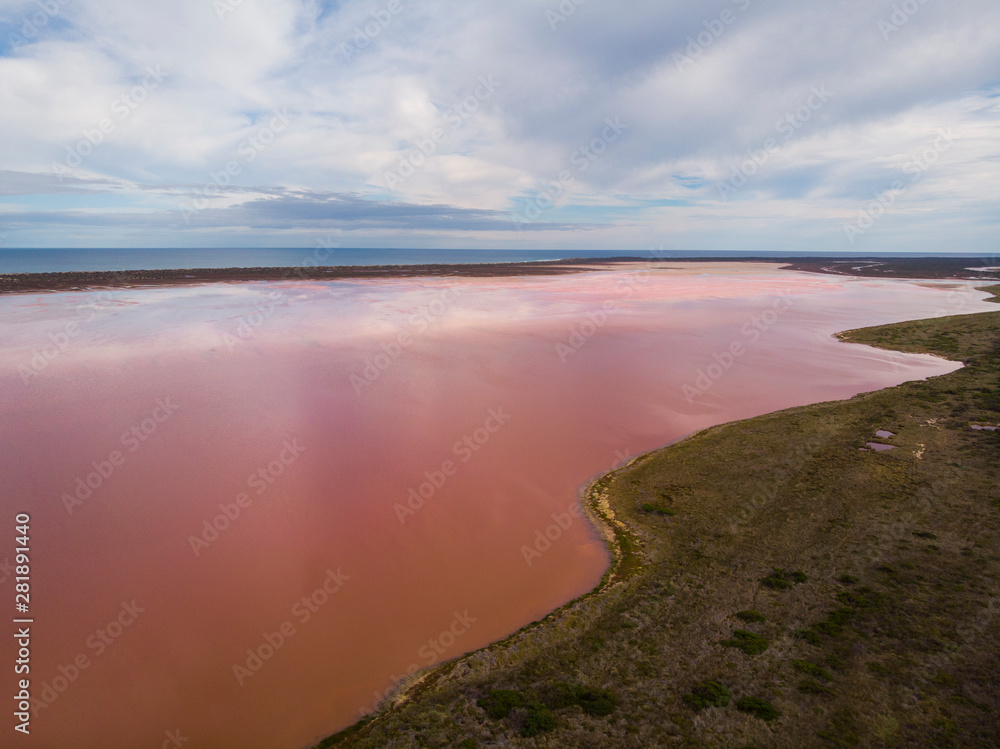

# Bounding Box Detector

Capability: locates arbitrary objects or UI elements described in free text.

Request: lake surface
[0,263,992,749]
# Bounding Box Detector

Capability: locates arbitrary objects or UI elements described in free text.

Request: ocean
[0,248,984,274]
[0,248,650,273]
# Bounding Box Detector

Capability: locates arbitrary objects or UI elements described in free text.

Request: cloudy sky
[0,0,997,251]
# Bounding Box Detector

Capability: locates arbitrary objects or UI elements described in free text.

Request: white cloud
[0,0,997,250]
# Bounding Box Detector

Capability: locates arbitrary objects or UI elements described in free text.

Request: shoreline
[315,283,1000,747]
[1,255,998,295]
[316,464,644,747]
[0,259,617,295]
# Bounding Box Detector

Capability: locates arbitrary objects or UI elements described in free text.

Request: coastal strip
[1,256,997,295]
[0,259,632,295]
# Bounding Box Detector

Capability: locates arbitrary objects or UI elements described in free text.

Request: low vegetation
[682,681,731,710]
[737,696,780,722]
[639,501,675,516]
[722,629,770,656]
[735,609,766,623]
[761,568,808,589]
[318,286,1000,748]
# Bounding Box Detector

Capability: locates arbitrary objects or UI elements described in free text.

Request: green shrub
[836,587,885,609]
[682,681,731,710]
[576,687,617,717]
[521,706,556,737]
[798,679,832,695]
[815,608,854,636]
[825,653,845,670]
[795,627,821,646]
[829,608,854,624]
[835,591,862,608]
[736,696,779,721]
[640,502,675,516]
[537,682,578,710]
[722,630,769,656]
[792,660,832,681]
[760,568,807,589]
[837,574,859,585]
[735,609,765,623]
[477,689,522,720]
[912,530,937,539]
[761,570,793,589]
[818,708,861,745]
[457,740,476,749]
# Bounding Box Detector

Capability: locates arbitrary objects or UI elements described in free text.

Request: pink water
[0,263,992,749]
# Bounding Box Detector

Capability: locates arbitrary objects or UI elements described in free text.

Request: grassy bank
[318,286,1000,749]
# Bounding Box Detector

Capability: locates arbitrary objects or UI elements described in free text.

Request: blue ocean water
[0,248,983,274]
[0,248,652,273]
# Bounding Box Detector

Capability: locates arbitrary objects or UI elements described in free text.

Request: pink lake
[0,262,993,749]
